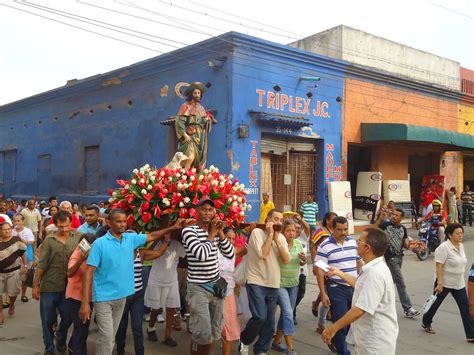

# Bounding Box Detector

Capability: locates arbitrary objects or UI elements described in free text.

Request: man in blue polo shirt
[315,216,363,355]
[79,209,193,355]
[77,205,101,235]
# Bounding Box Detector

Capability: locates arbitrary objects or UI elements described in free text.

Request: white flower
[124,184,130,189]
[160,171,165,177]
[162,198,170,206]
[232,201,238,207]
[144,164,150,170]
[239,184,245,190]
[203,169,209,174]
[133,168,139,174]
[184,183,189,189]
[237,197,242,203]
[211,180,218,186]
[176,173,181,178]
[148,172,154,178]
[209,165,216,171]
[191,168,197,173]
[219,175,224,180]
[228,174,234,179]
[109,198,114,203]
[228,198,233,203]
[190,176,196,181]
[179,202,184,207]
[150,176,156,182]
[177,193,181,197]
[147,185,152,190]
[112,191,117,196]
[140,178,145,184]
[219,181,225,187]
[184,197,190,203]
[233,195,238,200]
[181,169,186,174]
[240,211,245,216]
[177,183,183,189]
[247,205,252,211]
[198,175,204,181]
[163,189,168,193]
[131,179,137,185]
[141,189,147,194]
[181,175,187,181]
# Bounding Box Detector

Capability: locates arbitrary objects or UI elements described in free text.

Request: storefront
[0,32,346,221]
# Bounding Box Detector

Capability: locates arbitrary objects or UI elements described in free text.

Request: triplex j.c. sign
[255,89,330,118]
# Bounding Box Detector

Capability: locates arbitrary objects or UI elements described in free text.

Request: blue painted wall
[0,32,347,219]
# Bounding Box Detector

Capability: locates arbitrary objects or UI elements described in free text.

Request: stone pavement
[1,227,473,354]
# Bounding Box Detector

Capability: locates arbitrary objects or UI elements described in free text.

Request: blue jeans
[277,286,298,335]
[240,283,278,354]
[141,265,151,315]
[40,292,71,355]
[67,298,92,355]
[327,283,353,355]
[116,289,145,355]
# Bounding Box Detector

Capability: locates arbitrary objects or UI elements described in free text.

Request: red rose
[154,205,161,219]
[142,212,152,224]
[214,199,224,209]
[126,214,135,226]
[142,201,150,211]
[189,208,197,219]
[179,208,188,218]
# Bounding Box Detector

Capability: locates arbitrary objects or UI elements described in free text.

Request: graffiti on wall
[325,143,342,184]
[244,140,259,196]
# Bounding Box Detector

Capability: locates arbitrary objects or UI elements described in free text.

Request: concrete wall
[291,25,461,91]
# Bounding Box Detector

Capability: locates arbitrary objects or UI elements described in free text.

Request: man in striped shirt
[461,185,473,227]
[182,198,234,355]
[315,216,363,355]
[299,194,319,237]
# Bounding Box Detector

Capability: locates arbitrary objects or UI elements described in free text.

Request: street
[1,227,473,355]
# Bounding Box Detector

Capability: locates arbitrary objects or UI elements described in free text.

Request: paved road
[1,227,473,354]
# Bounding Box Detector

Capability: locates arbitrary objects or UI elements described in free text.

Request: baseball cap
[197,198,215,207]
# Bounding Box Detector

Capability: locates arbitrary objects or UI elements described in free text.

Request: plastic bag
[233,255,248,285]
[422,293,437,314]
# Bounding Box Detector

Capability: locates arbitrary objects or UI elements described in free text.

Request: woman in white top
[422,223,474,343]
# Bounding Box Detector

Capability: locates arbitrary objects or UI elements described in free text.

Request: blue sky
[0,0,472,105]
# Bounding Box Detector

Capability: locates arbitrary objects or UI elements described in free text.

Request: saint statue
[175,82,217,171]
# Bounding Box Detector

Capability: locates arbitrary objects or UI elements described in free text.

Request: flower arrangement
[109,164,251,231]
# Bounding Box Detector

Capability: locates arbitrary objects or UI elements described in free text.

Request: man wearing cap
[0,216,27,324]
[175,82,216,171]
[181,198,234,355]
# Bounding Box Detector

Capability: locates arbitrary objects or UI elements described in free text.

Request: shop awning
[249,110,312,127]
[361,123,474,149]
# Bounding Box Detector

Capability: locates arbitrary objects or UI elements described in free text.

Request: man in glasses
[322,228,398,355]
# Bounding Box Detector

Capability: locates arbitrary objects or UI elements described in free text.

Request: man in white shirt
[321,228,398,355]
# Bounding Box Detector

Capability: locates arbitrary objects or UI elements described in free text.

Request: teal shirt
[280,239,303,288]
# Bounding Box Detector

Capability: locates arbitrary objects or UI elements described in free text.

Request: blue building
[0,32,347,221]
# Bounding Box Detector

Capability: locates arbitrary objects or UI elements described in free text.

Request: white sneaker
[405,307,421,318]
[239,341,249,355]
[143,313,150,322]
[157,314,165,323]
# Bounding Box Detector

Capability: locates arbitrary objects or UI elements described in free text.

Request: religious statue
[175,82,217,171]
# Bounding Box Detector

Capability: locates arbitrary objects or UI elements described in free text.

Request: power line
[427,0,473,19]
[5,1,473,124]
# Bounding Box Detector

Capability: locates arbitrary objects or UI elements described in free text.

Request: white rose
[176,173,181,178]
[160,171,165,177]
[108,198,114,203]
[133,168,139,174]
[163,198,170,206]
[219,175,224,180]
[198,175,204,181]
[184,183,189,189]
[147,185,152,190]
[219,181,225,187]
[232,201,238,207]
[240,211,245,216]
[228,174,234,179]
[209,165,216,171]
[211,180,218,186]
[228,198,233,203]
[233,195,238,200]
[191,168,197,173]
[190,176,196,181]
[237,197,242,202]
[140,178,145,184]
[247,205,252,211]
[150,176,156,182]
[179,202,184,207]
[131,179,137,185]
[239,184,245,190]
[181,175,187,181]
[184,197,190,203]
[163,189,168,193]
[177,193,181,197]
[203,169,209,174]
[144,164,150,170]
[141,189,147,194]
[177,183,183,189]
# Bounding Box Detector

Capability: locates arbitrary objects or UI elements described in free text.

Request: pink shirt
[66,247,91,302]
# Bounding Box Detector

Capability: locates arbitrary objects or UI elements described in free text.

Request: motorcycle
[415,220,441,261]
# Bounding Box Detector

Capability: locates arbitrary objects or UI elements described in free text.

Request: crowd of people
[0,193,473,355]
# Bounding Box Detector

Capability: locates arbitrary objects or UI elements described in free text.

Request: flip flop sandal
[21,296,29,303]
